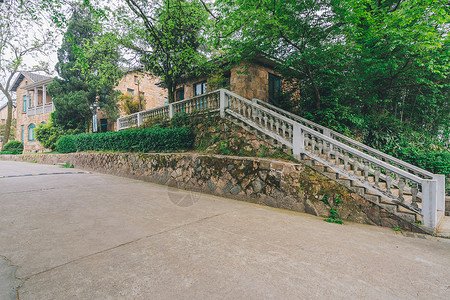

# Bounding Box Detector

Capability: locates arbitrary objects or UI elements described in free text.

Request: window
[134,76,138,83]
[1,119,5,124]
[194,81,207,96]
[21,125,24,142]
[176,89,185,101]
[28,124,36,141]
[127,88,134,96]
[100,119,108,132]
[23,95,27,112]
[268,73,282,105]
[223,72,231,89]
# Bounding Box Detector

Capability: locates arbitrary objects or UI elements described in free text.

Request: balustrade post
[323,128,331,137]
[116,119,120,131]
[219,89,226,118]
[169,103,174,119]
[43,85,47,105]
[252,99,258,119]
[292,123,304,159]
[422,179,438,229]
[435,174,446,212]
[137,112,142,127]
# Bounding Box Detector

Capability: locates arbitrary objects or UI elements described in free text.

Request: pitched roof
[0,100,16,111]
[10,71,53,92]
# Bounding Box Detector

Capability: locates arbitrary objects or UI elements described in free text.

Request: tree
[212,0,449,134]
[119,93,146,115]
[0,0,54,145]
[117,0,208,103]
[49,5,123,131]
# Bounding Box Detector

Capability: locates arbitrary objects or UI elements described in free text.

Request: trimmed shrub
[56,136,77,153]
[56,127,194,153]
[2,140,23,154]
[35,121,79,151]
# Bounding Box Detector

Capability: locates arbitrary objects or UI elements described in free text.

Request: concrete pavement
[0,160,449,299]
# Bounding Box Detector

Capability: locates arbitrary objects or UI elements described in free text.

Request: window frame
[268,73,282,105]
[176,89,185,101]
[23,95,27,112]
[194,81,207,96]
[28,123,36,141]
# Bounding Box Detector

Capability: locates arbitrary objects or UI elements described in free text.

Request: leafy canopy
[49,5,123,131]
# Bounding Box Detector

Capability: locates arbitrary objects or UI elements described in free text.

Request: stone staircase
[228,114,423,229]
[117,89,447,234]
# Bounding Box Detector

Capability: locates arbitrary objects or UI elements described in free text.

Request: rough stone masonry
[0,152,425,233]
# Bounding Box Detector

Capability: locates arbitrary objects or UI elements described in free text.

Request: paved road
[0,160,449,299]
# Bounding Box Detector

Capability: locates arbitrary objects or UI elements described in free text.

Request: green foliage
[120,93,146,115]
[213,0,449,177]
[0,119,16,142]
[325,195,344,224]
[392,227,403,233]
[2,140,23,154]
[57,127,194,153]
[49,5,123,131]
[118,0,208,103]
[61,162,74,168]
[56,136,77,153]
[35,118,79,150]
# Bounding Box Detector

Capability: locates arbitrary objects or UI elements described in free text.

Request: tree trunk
[166,81,175,104]
[304,64,321,110]
[3,94,14,147]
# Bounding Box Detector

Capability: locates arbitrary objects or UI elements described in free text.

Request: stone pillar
[34,87,38,107]
[43,85,47,105]
[422,179,438,230]
[26,91,31,108]
[220,89,226,118]
[292,123,304,159]
[169,103,173,118]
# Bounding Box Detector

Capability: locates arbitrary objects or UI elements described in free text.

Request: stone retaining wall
[0,152,425,233]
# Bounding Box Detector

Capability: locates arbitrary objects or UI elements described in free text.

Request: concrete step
[379,203,397,214]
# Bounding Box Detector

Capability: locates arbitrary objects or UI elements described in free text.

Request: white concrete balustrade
[117,89,446,231]
[27,102,55,117]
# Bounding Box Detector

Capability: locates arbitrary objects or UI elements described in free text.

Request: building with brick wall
[11,71,167,152]
[11,72,54,153]
[100,72,167,131]
[174,56,294,105]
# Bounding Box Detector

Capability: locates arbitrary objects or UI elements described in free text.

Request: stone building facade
[12,71,167,152]
[12,72,54,153]
[99,72,168,131]
[175,56,291,105]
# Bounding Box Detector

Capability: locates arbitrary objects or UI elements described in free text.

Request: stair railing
[253,98,446,217]
[117,88,444,230]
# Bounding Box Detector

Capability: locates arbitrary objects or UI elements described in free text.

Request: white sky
[0,4,63,106]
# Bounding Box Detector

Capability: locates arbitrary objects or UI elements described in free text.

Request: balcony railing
[27,103,55,117]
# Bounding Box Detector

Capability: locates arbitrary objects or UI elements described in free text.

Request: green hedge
[35,121,79,150]
[56,127,194,153]
[2,140,23,154]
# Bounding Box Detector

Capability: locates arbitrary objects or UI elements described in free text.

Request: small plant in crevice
[392,227,403,233]
[325,194,344,224]
[61,162,74,168]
